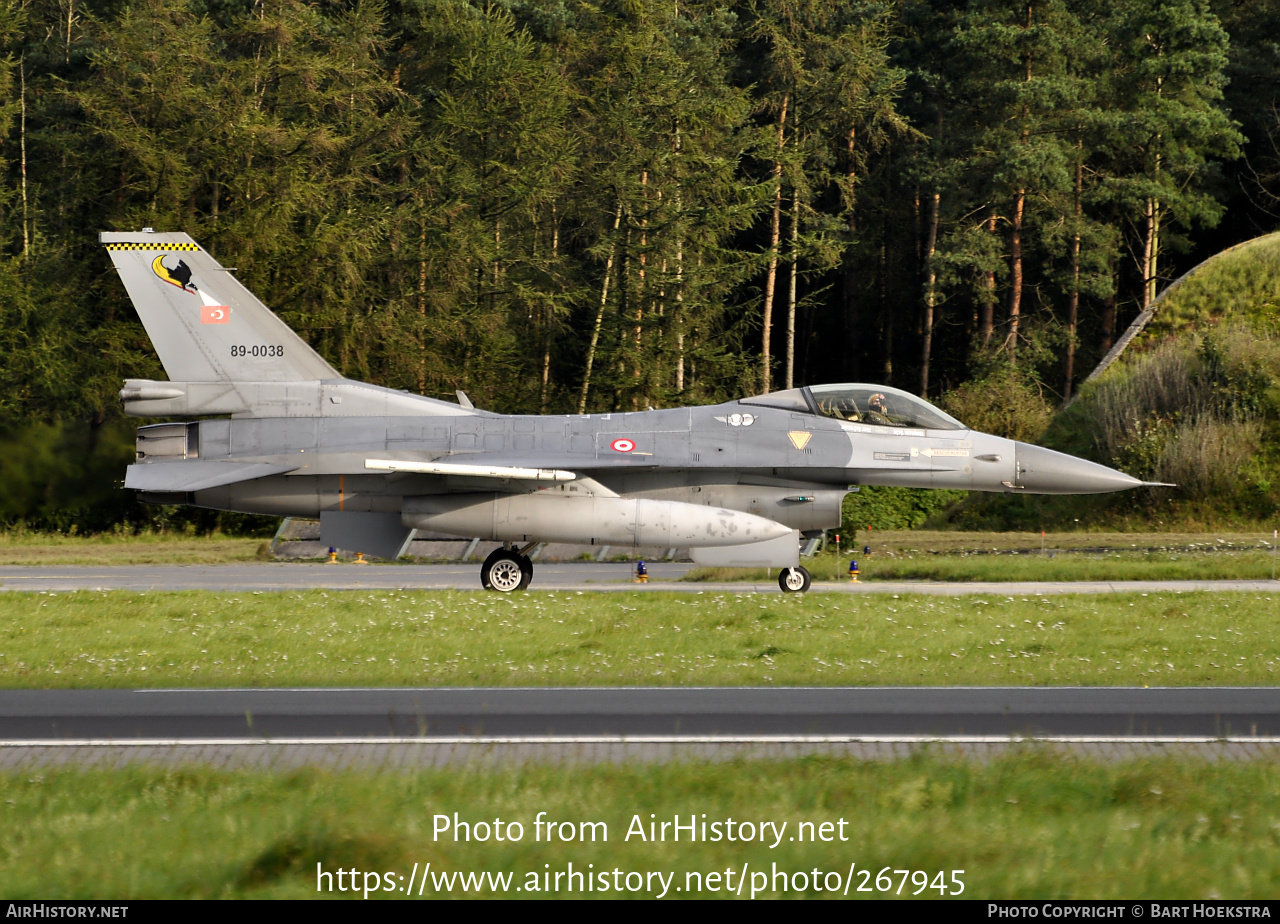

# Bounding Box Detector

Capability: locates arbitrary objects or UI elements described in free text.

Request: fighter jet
[107,231,1157,592]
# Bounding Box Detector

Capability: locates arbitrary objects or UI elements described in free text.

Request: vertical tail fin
[101,231,337,383]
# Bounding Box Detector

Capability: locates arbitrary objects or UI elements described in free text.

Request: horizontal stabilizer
[125,461,298,493]
[689,529,800,569]
[365,459,577,481]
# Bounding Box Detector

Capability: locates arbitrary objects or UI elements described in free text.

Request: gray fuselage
[137,396,1031,538]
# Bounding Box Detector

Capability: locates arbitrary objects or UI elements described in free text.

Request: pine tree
[950,0,1080,365]
[1098,0,1242,312]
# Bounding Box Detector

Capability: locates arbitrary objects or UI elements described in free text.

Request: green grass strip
[689,549,1280,583]
[3,589,1278,687]
[2,754,1279,898]
[0,535,269,566]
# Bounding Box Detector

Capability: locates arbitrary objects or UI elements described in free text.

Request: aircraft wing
[363,459,620,498]
[373,455,664,477]
[364,459,577,482]
[125,461,300,493]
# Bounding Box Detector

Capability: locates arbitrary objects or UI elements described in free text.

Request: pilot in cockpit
[818,391,891,425]
[865,392,890,424]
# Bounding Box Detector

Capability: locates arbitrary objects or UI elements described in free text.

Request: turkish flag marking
[201,305,231,324]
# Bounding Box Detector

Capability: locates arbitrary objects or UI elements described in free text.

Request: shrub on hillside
[1199,323,1280,418]
[1065,320,1280,502]
[840,486,968,533]
[1089,342,1207,474]
[940,318,1280,528]
[1153,413,1263,497]
[1081,323,1279,492]
[935,363,1053,442]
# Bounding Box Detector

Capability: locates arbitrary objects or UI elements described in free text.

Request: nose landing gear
[778,565,811,593]
[480,543,536,592]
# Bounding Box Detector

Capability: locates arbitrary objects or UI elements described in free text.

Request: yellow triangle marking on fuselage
[787,430,812,450]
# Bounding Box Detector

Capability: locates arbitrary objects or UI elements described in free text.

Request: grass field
[0,533,268,565]
[2,754,1278,898]
[689,530,1280,582]
[688,550,1280,583]
[803,530,1280,554]
[1140,230,1280,337]
[3,589,1277,687]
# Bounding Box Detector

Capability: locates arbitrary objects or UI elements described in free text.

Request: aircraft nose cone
[1013,443,1144,494]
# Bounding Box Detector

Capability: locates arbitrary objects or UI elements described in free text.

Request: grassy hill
[946,232,1280,531]
[1140,232,1280,338]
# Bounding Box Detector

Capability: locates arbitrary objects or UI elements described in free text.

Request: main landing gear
[778,566,811,593]
[480,543,537,592]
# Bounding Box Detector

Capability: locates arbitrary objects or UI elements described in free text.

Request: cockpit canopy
[741,384,966,430]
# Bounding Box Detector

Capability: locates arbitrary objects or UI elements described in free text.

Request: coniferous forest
[0,0,1277,529]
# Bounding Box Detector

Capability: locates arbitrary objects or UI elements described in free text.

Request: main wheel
[481,549,526,592]
[778,565,811,593]
[517,553,534,590]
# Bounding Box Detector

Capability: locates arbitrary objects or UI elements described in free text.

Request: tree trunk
[1153,197,1161,305]
[880,165,893,382]
[841,125,858,379]
[883,300,894,382]
[674,127,686,394]
[492,221,501,309]
[980,209,996,348]
[1063,146,1082,405]
[578,201,623,414]
[920,190,940,398]
[616,223,632,409]
[19,57,29,259]
[634,172,648,406]
[416,221,428,392]
[1142,196,1161,309]
[1101,252,1116,354]
[913,187,923,280]
[675,237,685,394]
[1007,188,1025,361]
[1007,4,1032,364]
[541,207,559,412]
[761,93,788,394]
[785,173,800,389]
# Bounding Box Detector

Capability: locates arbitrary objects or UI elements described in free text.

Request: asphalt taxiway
[3,570,1276,766]
[0,563,1276,594]
[3,687,1277,740]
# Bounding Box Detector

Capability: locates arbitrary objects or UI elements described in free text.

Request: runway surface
[3,687,1278,740]
[1,563,1277,594]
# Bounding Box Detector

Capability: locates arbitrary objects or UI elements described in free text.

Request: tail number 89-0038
[231,345,284,358]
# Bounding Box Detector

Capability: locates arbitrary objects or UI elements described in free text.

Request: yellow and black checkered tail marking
[106,242,200,252]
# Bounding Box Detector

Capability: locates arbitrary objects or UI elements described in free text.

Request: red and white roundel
[610,438,635,453]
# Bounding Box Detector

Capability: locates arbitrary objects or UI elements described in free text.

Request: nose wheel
[778,566,811,593]
[481,548,534,592]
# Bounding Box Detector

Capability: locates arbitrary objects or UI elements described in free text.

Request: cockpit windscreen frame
[742,384,966,431]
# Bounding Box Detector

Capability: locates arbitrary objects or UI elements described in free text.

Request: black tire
[481,549,526,592]
[517,553,534,590]
[778,565,811,593]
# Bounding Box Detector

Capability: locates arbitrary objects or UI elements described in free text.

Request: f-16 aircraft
[108,231,1158,592]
